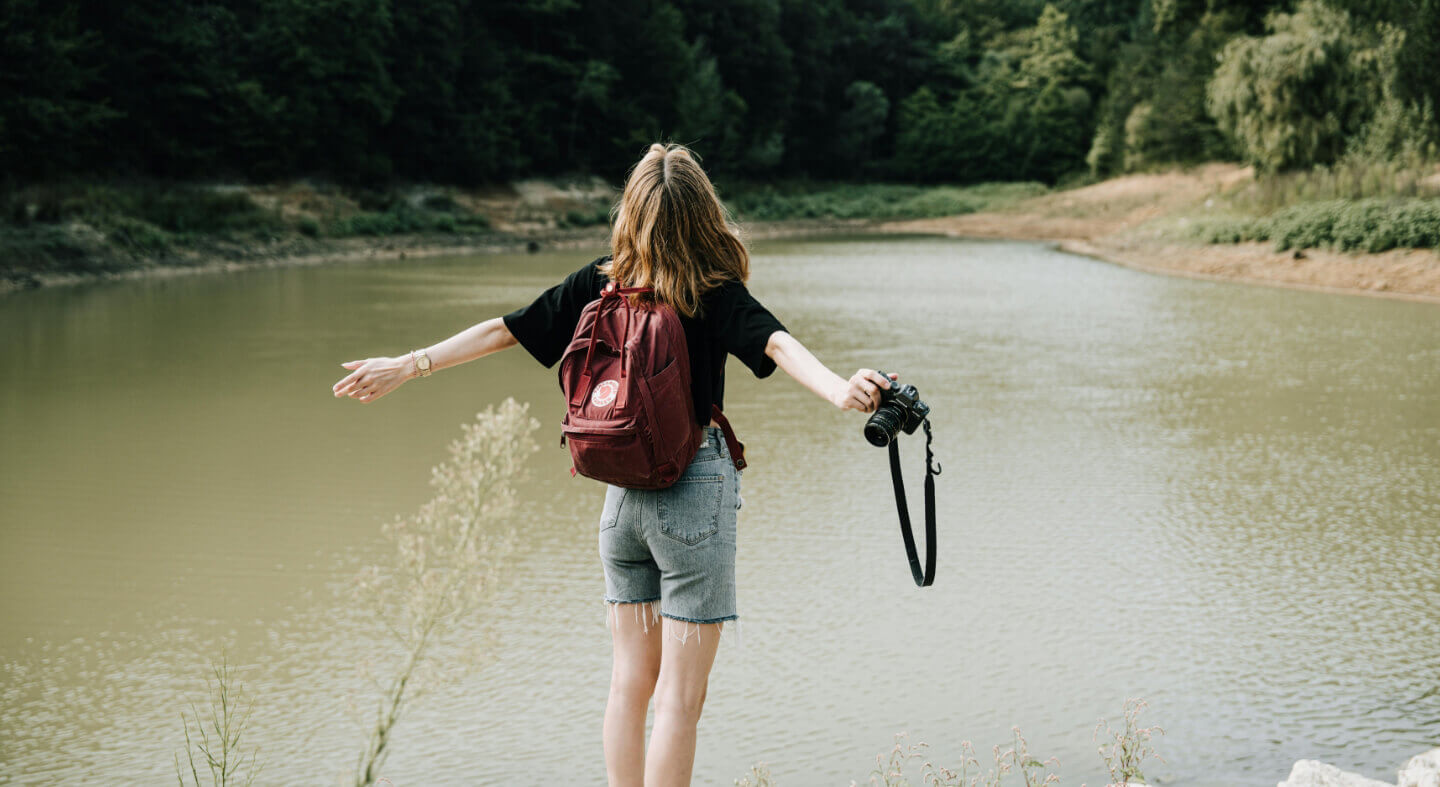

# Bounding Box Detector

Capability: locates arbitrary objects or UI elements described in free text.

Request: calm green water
[2,236,1438,785]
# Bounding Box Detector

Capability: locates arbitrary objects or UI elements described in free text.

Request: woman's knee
[653,677,707,724]
[609,645,661,699]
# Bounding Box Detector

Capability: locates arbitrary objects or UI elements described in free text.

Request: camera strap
[887,418,939,587]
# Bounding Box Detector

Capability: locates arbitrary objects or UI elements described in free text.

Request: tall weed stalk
[348,399,539,786]
[173,652,265,786]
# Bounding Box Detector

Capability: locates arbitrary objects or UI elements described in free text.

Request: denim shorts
[598,426,742,640]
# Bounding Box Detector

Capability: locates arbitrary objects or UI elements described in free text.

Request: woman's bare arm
[764,330,895,413]
[332,317,518,403]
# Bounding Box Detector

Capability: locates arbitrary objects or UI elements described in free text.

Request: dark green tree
[0,0,116,178]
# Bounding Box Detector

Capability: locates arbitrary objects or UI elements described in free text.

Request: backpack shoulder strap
[710,405,747,471]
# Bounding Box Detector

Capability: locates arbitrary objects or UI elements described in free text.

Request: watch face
[418,354,431,371]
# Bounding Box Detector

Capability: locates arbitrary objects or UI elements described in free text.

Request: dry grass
[737,698,1164,787]
[346,399,539,786]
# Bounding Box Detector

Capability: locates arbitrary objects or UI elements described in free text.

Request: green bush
[564,208,609,227]
[134,189,281,233]
[3,183,283,235]
[329,205,491,237]
[0,225,106,273]
[1197,198,1440,252]
[331,210,412,237]
[421,194,459,213]
[106,217,171,255]
[455,213,490,230]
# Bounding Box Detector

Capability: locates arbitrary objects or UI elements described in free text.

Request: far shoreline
[11,216,1440,308]
[6,165,1438,305]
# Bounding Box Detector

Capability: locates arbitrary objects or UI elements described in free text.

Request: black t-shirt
[502,255,787,425]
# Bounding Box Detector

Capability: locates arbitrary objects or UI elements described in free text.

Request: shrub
[329,205,490,237]
[421,194,458,212]
[135,189,282,233]
[1196,198,1440,252]
[0,225,108,273]
[454,213,490,230]
[564,208,610,227]
[106,216,171,255]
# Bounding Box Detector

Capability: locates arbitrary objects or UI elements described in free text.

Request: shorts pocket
[599,486,626,531]
[657,475,723,545]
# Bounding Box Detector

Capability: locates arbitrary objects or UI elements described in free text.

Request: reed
[1093,698,1165,787]
[172,651,266,787]
[346,399,539,786]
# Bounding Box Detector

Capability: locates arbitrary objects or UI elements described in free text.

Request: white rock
[1278,760,1395,787]
[1398,748,1440,787]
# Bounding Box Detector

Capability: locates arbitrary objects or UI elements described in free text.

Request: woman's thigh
[607,599,662,684]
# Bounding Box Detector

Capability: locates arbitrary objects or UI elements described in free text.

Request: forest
[4,0,1438,187]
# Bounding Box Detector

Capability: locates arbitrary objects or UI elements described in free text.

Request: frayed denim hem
[659,611,740,648]
[660,611,737,625]
[602,600,742,648]
[604,598,661,635]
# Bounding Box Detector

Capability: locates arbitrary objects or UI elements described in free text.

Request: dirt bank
[7,166,1439,304]
[0,176,888,296]
[879,163,1440,304]
[1,217,886,296]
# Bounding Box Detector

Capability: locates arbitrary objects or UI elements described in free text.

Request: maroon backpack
[558,280,746,489]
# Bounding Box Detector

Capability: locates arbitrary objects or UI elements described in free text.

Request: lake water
[2,235,1437,785]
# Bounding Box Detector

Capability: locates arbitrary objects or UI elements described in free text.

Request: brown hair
[599,142,749,318]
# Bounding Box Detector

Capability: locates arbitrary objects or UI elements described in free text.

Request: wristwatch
[411,348,433,378]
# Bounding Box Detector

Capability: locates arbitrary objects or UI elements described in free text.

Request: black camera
[863,371,930,447]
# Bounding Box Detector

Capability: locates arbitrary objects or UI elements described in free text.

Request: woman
[332,142,895,787]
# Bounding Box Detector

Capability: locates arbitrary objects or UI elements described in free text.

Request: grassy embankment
[5,164,1440,300]
[0,181,506,293]
[0,178,1045,293]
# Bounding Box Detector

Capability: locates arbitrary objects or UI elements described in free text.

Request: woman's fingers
[333,360,366,396]
[333,356,408,403]
[335,372,367,398]
[835,368,902,413]
[849,368,897,412]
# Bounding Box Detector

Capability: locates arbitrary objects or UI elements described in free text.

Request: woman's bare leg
[604,600,662,787]
[644,617,724,787]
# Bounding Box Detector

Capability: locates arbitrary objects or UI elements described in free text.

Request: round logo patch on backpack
[591,379,619,407]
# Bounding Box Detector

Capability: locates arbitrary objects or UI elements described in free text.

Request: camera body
[864,370,930,447]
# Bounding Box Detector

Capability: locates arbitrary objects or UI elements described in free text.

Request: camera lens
[865,406,902,447]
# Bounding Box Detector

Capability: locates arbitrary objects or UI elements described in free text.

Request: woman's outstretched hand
[332,356,412,403]
[832,369,898,413]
